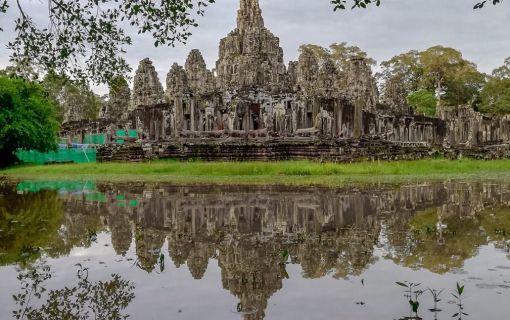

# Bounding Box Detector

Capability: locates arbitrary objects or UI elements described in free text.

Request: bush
[0,76,59,166]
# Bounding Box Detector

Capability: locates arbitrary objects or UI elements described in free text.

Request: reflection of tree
[294,228,379,279]
[13,263,135,320]
[0,190,64,266]
[385,207,496,274]
[479,207,510,257]
[0,187,110,267]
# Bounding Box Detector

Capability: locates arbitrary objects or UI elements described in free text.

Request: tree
[479,58,510,115]
[420,46,485,106]
[0,76,59,166]
[0,0,500,86]
[492,57,510,79]
[0,0,215,85]
[41,74,104,123]
[379,46,485,108]
[406,89,438,116]
[331,0,502,10]
[378,50,423,105]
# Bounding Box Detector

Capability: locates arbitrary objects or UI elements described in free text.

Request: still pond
[0,180,509,319]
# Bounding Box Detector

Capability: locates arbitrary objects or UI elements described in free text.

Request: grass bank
[2,159,510,186]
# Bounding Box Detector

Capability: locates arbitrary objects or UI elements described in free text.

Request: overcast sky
[0,0,509,94]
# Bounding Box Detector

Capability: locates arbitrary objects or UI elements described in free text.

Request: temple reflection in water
[5,181,510,319]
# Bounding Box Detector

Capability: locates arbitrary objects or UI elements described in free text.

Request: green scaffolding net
[83,133,107,145]
[115,129,138,144]
[61,130,137,145]
[16,148,97,164]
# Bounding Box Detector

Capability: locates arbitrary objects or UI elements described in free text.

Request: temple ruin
[62,0,510,161]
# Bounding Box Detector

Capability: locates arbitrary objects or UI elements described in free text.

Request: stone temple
[65,0,510,161]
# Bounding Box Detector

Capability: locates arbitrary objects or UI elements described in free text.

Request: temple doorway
[249,104,261,130]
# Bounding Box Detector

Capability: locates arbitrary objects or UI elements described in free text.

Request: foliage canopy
[0,0,503,85]
[0,76,59,166]
[331,0,502,10]
[406,90,438,116]
[379,46,485,108]
[0,0,216,84]
[41,74,104,122]
[480,58,510,115]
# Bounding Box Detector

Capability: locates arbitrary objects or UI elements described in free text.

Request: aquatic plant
[428,288,444,319]
[451,282,468,319]
[396,281,424,319]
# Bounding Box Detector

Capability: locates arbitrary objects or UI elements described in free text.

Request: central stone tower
[215,0,286,92]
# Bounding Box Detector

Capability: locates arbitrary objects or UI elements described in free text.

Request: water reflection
[12,262,135,320]
[1,180,510,319]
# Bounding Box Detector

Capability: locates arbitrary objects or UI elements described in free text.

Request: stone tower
[100,76,131,121]
[166,63,189,135]
[296,47,320,98]
[185,49,215,94]
[216,0,286,92]
[345,57,379,112]
[131,58,165,109]
[345,57,379,137]
[237,0,264,31]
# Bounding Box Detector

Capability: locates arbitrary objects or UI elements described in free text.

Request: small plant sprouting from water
[396,281,423,319]
[428,288,444,320]
[452,282,468,320]
[396,281,469,320]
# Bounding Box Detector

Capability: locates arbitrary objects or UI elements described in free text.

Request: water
[1,180,509,319]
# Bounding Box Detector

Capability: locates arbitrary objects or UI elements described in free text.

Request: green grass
[2,159,510,186]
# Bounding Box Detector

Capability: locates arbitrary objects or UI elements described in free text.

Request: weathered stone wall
[97,138,434,162]
[438,105,510,147]
[95,137,510,162]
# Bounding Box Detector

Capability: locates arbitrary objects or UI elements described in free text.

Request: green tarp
[16,148,97,164]
[61,131,136,145]
[115,130,138,144]
[83,133,107,145]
